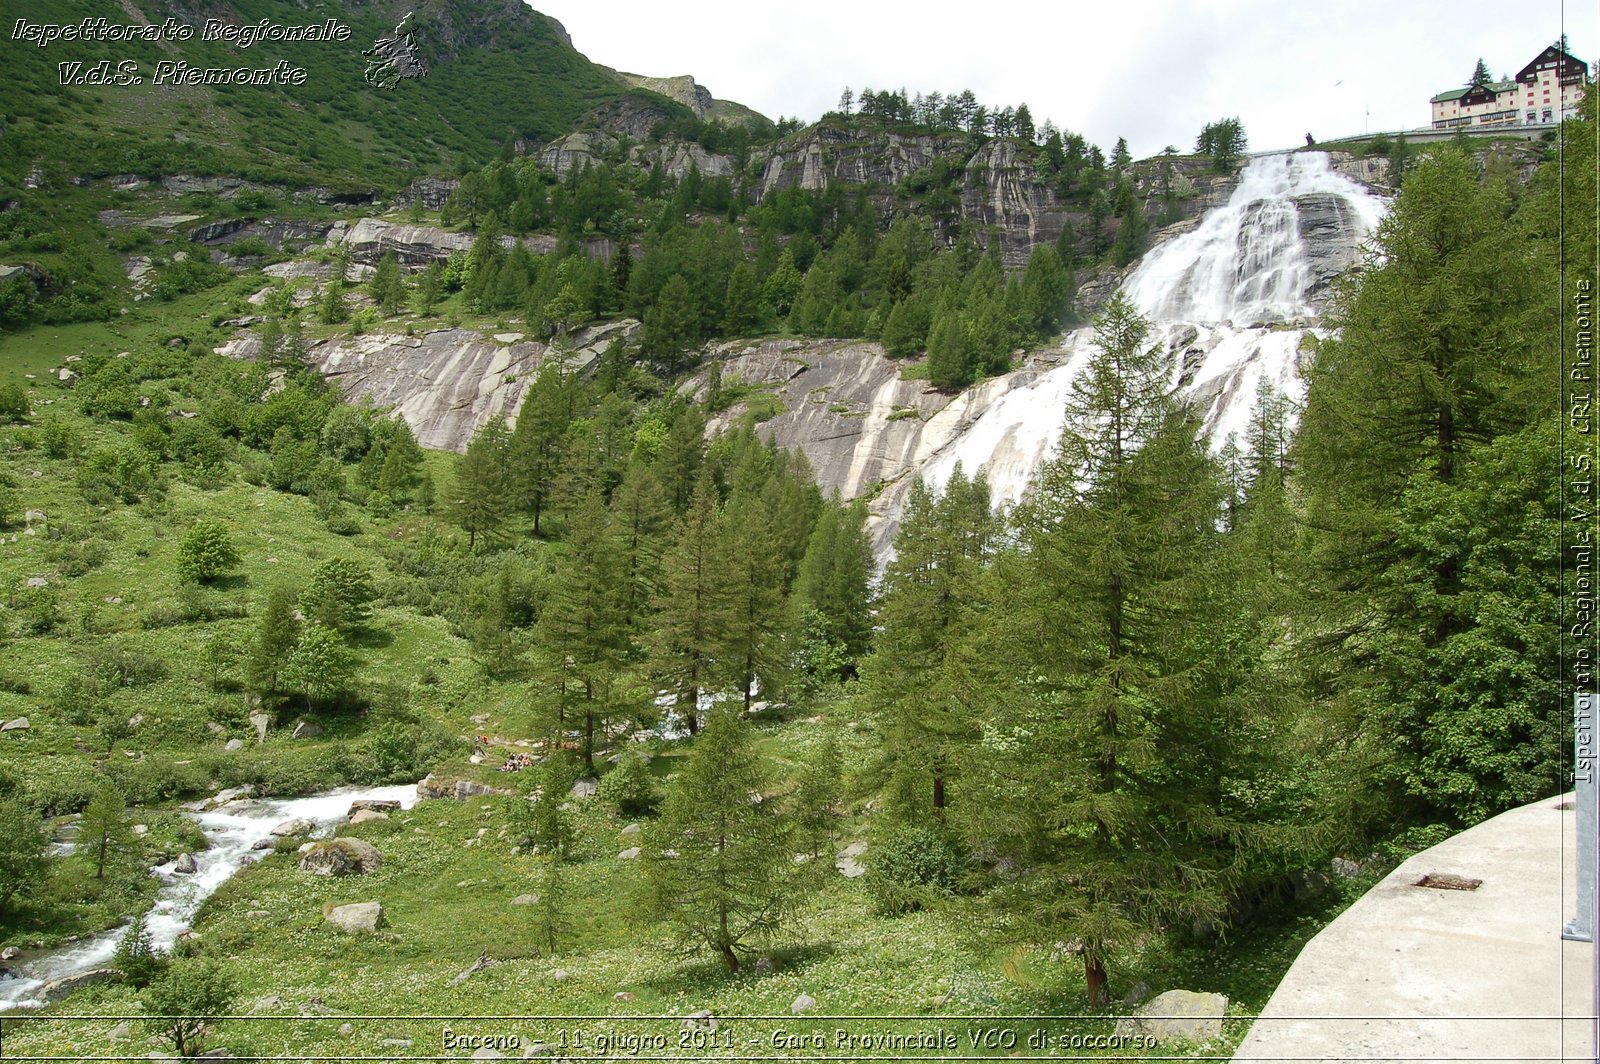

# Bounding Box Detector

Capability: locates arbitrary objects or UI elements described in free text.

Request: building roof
[1430,80,1514,104]
[1514,44,1589,84]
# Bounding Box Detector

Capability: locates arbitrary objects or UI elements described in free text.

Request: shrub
[864,823,969,916]
[114,912,170,987]
[598,750,660,818]
[0,380,28,422]
[175,519,241,584]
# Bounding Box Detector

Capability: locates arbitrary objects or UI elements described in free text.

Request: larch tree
[650,476,723,735]
[865,468,996,818]
[960,293,1234,1007]
[451,415,514,549]
[642,706,794,971]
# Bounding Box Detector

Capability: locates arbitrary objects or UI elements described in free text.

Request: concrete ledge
[1234,793,1592,1063]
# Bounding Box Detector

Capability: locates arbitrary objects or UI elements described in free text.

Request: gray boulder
[224,738,244,752]
[290,720,322,740]
[249,712,272,743]
[791,994,817,1014]
[324,901,384,933]
[348,808,389,825]
[270,818,316,838]
[349,799,401,815]
[299,838,384,876]
[617,847,641,860]
[173,853,198,874]
[1,717,30,732]
[1113,989,1228,1044]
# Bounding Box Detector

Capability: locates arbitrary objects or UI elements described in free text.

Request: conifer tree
[866,469,996,817]
[247,586,301,694]
[1295,145,1555,819]
[369,251,406,316]
[642,706,794,971]
[79,784,133,880]
[510,363,579,536]
[451,415,514,549]
[711,493,789,711]
[535,491,631,773]
[650,476,722,735]
[925,304,972,390]
[793,500,875,675]
[961,293,1233,1006]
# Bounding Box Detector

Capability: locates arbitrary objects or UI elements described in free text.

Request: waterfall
[916,151,1388,514]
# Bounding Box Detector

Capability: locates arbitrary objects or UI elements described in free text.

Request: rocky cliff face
[305,321,640,452]
[326,218,620,267]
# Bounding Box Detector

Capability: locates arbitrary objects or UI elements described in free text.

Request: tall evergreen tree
[961,293,1234,1006]
[247,586,301,694]
[650,476,722,735]
[642,706,794,971]
[793,499,875,675]
[369,252,406,316]
[451,415,514,549]
[710,493,789,711]
[511,363,580,536]
[535,491,631,773]
[866,469,996,817]
[1295,145,1555,820]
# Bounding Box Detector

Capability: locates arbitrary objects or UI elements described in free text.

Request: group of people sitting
[496,751,537,773]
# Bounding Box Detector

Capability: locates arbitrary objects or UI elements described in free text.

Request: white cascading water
[918,151,1388,511]
[0,783,419,1011]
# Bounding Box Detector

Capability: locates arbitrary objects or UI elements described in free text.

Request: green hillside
[0,0,632,188]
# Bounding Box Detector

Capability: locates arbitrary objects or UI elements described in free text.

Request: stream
[0,782,420,1011]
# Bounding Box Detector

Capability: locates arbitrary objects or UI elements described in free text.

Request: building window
[1543,109,1553,122]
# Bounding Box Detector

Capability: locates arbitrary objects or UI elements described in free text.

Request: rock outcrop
[308,320,638,452]
[299,839,384,876]
[38,968,124,1003]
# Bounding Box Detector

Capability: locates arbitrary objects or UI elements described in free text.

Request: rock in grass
[452,954,496,985]
[1,717,30,732]
[291,720,322,740]
[791,994,817,1014]
[348,809,389,825]
[270,818,316,838]
[1113,989,1228,1044]
[617,847,641,860]
[299,838,384,876]
[324,901,384,933]
[224,738,244,752]
[511,894,540,906]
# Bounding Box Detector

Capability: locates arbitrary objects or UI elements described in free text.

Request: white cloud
[529,0,1595,157]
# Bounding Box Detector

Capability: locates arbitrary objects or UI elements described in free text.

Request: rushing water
[0,783,419,1011]
[917,151,1388,512]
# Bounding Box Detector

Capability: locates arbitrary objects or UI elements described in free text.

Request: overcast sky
[530,0,1596,159]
